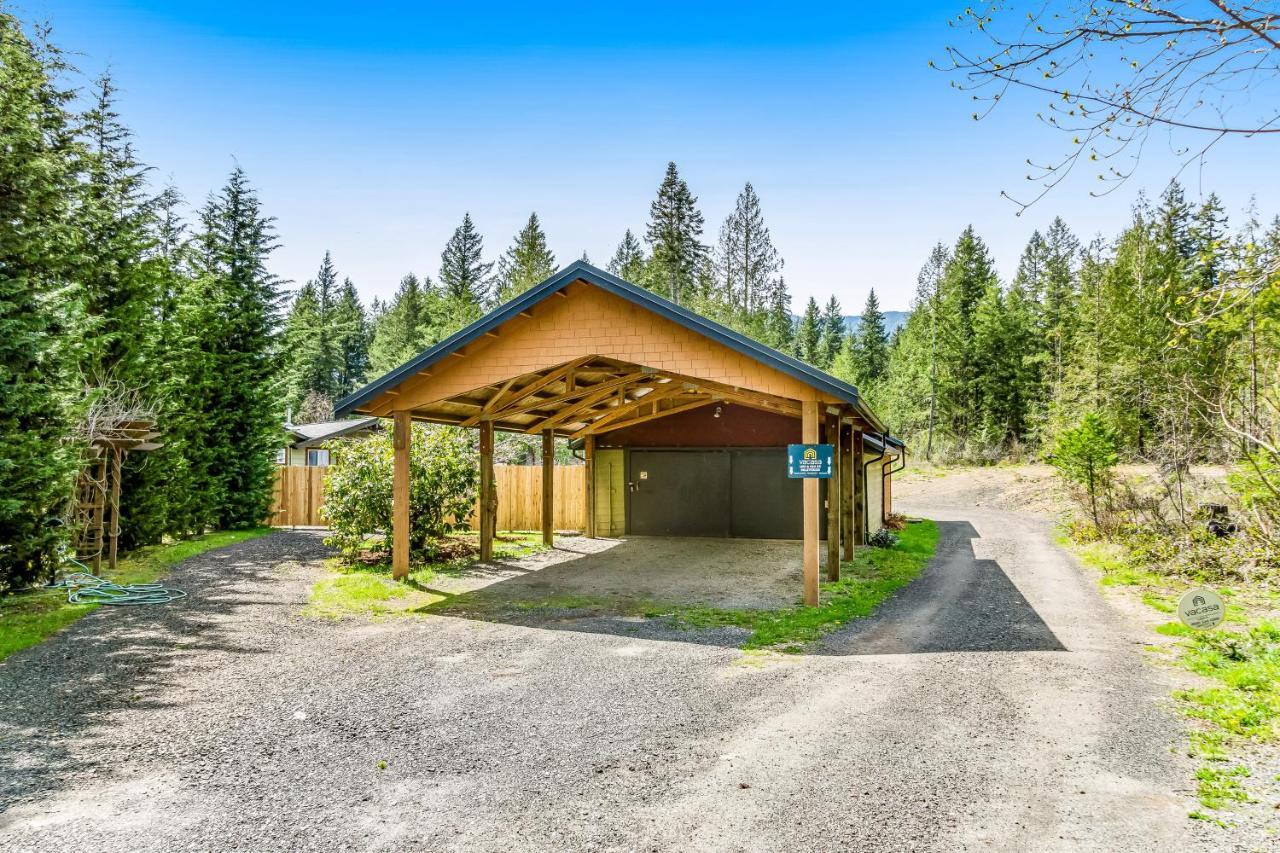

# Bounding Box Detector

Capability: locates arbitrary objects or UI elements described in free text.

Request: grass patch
[306,531,547,619]
[305,573,445,619]
[1194,765,1253,810]
[735,518,939,650]
[0,528,272,662]
[1064,526,1280,815]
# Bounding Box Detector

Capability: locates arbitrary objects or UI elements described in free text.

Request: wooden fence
[269,464,587,530]
[269,465,327,527]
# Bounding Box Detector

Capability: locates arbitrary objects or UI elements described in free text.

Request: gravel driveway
[0,475,1208,852]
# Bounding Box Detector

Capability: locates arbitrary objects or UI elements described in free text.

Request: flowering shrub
[322,424,478,559]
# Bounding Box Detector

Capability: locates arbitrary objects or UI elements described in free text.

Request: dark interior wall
[597,403,800,448]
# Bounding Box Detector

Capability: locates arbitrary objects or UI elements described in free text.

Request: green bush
[1051,412,1119,531]
[322,424,478,559]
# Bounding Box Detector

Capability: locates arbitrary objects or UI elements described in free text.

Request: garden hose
[47,558,187,606]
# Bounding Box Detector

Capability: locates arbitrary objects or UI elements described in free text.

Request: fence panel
[269,464,587,531]
[269,466,327,527]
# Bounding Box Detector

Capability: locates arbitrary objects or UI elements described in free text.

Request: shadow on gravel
[421,522,1065,657]
[0,530,332,813]
[818,520,1066,656]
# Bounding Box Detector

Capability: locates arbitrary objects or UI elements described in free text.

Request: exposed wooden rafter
[591,397,718,435]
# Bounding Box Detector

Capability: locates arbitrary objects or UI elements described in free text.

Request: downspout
[861,439,887,541]
[887,444,907,478]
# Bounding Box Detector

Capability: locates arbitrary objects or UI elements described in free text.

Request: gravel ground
[0,474,1221,852]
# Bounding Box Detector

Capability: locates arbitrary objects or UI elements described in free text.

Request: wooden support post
[840,424,855,561]
[107,448,122,573]
[583,434,596,538]
[852,429,866,547]
[802,400,820,607]
[825,411,841,582]
[479,420,495,561]
[541,429,555,547]
[392,411,411,580]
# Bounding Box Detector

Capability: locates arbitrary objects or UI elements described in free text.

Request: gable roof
[335,261,884,431]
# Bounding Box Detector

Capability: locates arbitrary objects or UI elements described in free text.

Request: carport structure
[335,261,902,606]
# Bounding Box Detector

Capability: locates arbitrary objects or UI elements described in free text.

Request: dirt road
[0,469,1204,852]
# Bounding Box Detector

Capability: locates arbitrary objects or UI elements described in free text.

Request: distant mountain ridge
[843,311,909,335]
[788,310,910,336]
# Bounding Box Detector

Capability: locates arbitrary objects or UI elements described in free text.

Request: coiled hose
[47,559,187,606]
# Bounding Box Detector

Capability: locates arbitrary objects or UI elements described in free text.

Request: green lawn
[0,528,272,662]
[303,531,548,619]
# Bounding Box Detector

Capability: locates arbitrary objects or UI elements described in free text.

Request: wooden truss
[379,355,803,438]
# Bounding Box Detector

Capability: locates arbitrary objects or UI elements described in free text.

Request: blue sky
[29,1,1279,311]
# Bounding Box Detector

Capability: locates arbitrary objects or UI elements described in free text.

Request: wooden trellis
[71,419,161,573]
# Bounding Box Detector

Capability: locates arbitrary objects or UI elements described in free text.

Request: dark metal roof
[335,260,884,431]
[286,417,381,447]
[863,432,905,454]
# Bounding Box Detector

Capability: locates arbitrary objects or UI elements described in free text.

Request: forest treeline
[1,15,280,586]
[877,188,1280,465]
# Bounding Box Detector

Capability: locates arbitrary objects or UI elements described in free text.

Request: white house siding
[862,451,887,536]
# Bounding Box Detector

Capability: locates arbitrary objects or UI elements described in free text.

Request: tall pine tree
[369,273,438,374]
[716,182,781,321]
[181,167,283,529]
[607,229,646,282]
[495,212,555,302]
[281,251,344,420]
[333,277,370,398]
[796,297,823,365]
[439,212,493,318]
[0,12,80,587]
[817,296,845,369]
[644,162,705,306]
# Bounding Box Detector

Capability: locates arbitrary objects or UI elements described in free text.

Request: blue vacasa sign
[787,443,834,478]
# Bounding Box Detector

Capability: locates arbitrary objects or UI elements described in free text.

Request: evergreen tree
[817,296,845,369]
[122,186,194,546]
[281,251,344,419]
[439,212,493,316]
[608,229,646,282]
[76,73,158,384]
[0,11,80,587]
[796,297,823,365]
[716,182,781,321]
[181,167,283,529]
[935,226,1000,442]
[333,277,370,397]
[763,277,795,353]
[495,212,555,302]
[854,289,890,383]
[644,162,705,305]
[369,273,438,374]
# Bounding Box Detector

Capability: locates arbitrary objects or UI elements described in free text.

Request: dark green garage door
[627,449,812,539]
